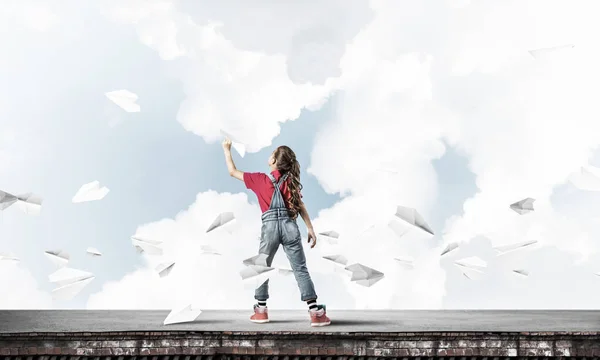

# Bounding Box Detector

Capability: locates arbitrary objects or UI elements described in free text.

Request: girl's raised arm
[222,138,244,181]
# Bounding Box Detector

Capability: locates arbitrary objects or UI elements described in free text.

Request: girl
[222,138,331,327]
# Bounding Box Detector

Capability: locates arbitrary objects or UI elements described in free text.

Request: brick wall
[1,331,599,358]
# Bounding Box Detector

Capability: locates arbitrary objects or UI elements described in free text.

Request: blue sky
[3,0,600,311]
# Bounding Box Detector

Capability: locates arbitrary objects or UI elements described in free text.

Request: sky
[2,0,600,311]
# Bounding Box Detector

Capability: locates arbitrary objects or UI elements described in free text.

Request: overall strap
[267,173,289,211]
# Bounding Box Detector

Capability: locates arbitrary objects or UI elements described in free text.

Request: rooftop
[1,310,599,333]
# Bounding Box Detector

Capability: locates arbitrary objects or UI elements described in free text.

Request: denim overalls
[254,173,318,302]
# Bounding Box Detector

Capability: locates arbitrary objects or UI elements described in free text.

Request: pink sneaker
[250,304,269,323]
[309,304,331,327]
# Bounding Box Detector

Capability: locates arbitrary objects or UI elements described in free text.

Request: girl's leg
[254,221,281,303]
[280,219,318,303]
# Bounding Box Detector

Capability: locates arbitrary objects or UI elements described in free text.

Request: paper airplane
[323,254,348,266]
[0,252,19,262]
[156,261,176,277]
[240,265,275,288]
[240,254,275,288]
[242,253,269,267]
[393,205,434,235]
[441,242,459,257]
[332,264,353,278]
[388,219,410,238]
[276,267,294,276]
[454,256,487,280]
[131,236,163,255]
[394,256,415,270]
[510,198,535,215]
[568,165,600,191]
[493,240,538,256]
[512,269,529,277]
[0,189,43,215]
[318,230,340,244]
[344,263,385,287]
[15,193,43,215]
[528,44,574,59]
[200,245,221,256]
[86,247,102,256]
[105,89,140,113]
[44,250,70,268]
[163,304,202,325]
[206,212,235,233]
[72,181,110,203]
[220,129,246,158]
[48,267,95,300]
[0,190,17,210]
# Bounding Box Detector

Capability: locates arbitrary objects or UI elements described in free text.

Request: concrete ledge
[1,331,600,357]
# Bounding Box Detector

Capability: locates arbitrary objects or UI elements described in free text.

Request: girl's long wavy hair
[273,145,302,220]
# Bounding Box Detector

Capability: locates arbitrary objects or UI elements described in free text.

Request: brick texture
[1,331,600,358]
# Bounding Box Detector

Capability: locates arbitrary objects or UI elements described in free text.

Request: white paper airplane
[131,236,163,255]
[105,89,140,113]
[568,165,600,191]
[512,269,529,277]
[344,263,385,287]
[44,250,70,268]
[276,267,294,276]
[240,253,275,288]
[441,242,459,257]
[52,277,95,300]
[72,181,110,203]
[318,230,340,244]
[0,252,19,262]
[163,304,202,325]
[220,129,246,158]
[15,193,43,215]
[240,265,275,287]
[528,44,574,59]
[332,264,353,278]
[394,256,415,270]
[48,267,95,300]
[510,198,535,215]
[322,254,348,266]
[493,240,538,256]
[156,261,176,277]
[206,212,235,233]
[0,189,43,215]
[86,247,102,256]
[0,190,17,210]
[392,205,434,235]
[243,253,269,267]
[388,219,410,238]
[200,245,221,256]
[454,256,487,280]
[49,267,92,284]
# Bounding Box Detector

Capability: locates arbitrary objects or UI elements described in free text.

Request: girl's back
[243,170,300,213]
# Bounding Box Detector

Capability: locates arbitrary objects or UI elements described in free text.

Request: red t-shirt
[243,170,302,213]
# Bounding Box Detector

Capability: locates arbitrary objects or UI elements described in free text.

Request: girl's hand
[307,228,317,248]
[222,138,232,151]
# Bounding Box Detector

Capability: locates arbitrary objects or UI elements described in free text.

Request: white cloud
[176,0,374,85]
[99,0,366,153]
[0,261,53,309]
